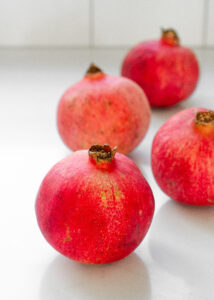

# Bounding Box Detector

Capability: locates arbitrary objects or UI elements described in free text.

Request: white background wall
[0,0,213,47]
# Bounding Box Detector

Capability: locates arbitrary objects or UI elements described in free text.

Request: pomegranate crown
[86,63,103,75]
[195,110,214,126]
[89,144,117,163]
[161,28,180,46]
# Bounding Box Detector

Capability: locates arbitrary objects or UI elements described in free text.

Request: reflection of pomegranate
[36,145,155,264]
[57,64,150,154]
[121,29,199,107]
[152,108,214,205]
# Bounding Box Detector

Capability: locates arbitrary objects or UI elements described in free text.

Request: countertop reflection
[40,254,151,300]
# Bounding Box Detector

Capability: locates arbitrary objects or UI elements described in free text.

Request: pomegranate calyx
[161,28,180,46]
[195,111,214,126]
[89,144,117,163]
[86,63,103,75]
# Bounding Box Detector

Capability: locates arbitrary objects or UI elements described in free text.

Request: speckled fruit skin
[121,32,199,107]
[57,66,150,154]
[152,108,214,205]
[35,147,155,264]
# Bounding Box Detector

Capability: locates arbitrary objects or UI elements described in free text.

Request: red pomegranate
[152,108,214,205]
[121,29,200,107]
[57,64,150,154]
[35,145,155,264]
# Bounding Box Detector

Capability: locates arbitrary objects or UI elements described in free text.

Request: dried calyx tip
[86,63,103,75]
[195,111,214,125]
[89,144,117,163]
[161,28,180,45]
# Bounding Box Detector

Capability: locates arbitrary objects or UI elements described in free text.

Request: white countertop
[0,48,214,300]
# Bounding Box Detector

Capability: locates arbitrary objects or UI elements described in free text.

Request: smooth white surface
[0,0,213,47]
[0,48,214,300]
[207,0,214,46]
[0,0,90,46]
[94,0,204,47]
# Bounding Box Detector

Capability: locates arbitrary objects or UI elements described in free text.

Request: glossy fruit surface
[57,64,150,154]
[152,108,214,205]
[121,29,199,107]
[36,145,155,264]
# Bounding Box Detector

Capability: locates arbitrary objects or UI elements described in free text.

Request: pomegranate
[121,29,200,107]
[57,64,150,154]
[35,145,155,264]
[151,108,214,205]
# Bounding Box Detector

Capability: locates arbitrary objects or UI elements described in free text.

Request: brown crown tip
[161,28,180,46]
[86,63,103,75]
[195,111,214,125]
[89,144,117,163]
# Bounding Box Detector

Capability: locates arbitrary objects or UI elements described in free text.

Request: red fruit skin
[151,108,214,205]
[57,73,150,154]
[121,40,200,107]
[35,150,155,264]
